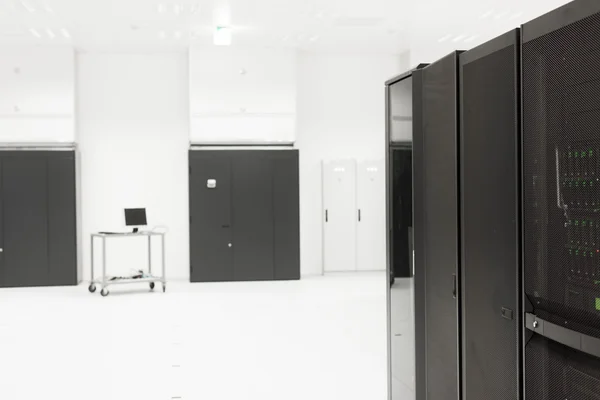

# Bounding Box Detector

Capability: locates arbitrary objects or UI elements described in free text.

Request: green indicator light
[576,220,580,226]
[584,181,588,187]
[596,298,600,311]
[576,152,579,157]
[583,151,587,157]
[576,250,580,255]
[591,150,594,156]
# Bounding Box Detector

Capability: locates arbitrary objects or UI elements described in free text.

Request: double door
[322,159,385,273]
[189,149,300,282]
[0,150,77,288]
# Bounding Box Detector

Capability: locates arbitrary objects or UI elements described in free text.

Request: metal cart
[88,231,166,297]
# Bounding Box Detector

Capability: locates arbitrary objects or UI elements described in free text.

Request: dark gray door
[420,53,461,400]
[47,153,77,286]
[1,153,49,287]
[460,30,519,400]
[272,151,300,280]
[232,151,274,281]
[189,152,233,282]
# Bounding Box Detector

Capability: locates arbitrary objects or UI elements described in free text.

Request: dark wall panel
[189,152,233,282]
[460,30,520,400]
[420,52,461,400]
[272,150,300,280]
[1,153,49,287]
[232,152,275,281]
[47,153,77,286]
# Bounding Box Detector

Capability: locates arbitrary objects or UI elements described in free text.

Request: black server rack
[413,52,461,400]
[522,1,600,399]
[385,65,426,400]
[460,29,521,400]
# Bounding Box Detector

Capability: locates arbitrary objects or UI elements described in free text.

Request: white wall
[0,47,75,142]
[77,53,190,280]
[189,47,296,143]
[296,52,406,275]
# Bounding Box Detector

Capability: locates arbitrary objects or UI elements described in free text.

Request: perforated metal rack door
[460,29,520,400]
[523,1,600,398]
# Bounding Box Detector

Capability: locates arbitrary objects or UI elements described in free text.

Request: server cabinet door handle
[325,209,328,222]
[358,209,361,222]
[452,273,457,299]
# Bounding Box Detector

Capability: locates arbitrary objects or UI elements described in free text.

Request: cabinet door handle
[325,209,328,222]
[452,273,457,299]
[358,209,361,222]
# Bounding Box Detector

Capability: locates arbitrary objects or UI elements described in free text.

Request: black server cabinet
[189,149,300,283]
[522,1,600,399]
[413,52,461,400]
[460,29,521,400]
[0,151,77,288]
[385,65,426,400]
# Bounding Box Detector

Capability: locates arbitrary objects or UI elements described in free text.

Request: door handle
[452,273,457,299]
[358,209,361,222]
[325,209,328,222]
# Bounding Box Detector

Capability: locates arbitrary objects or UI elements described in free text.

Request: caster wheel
[149,282,155,290]
[100,288,109,297]
[162,284,166,293]
[88,284,96,293]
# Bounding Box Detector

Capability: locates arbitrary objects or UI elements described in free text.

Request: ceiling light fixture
[479,9,494,19]
[438,34,452,43]
[174,4,182,15]
[29,28,41,38]
[510,11,524,20]
[214,26,231,46]
[46,29,55,39]
[494,11,509,20]
[20,0,35,13]
[157,3,165,13]
[452,34,467,42]
[464,34,478,43]
[60,28,71,38]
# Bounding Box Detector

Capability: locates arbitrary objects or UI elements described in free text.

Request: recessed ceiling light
[60,28,71,38]
[29,28,41,38]
[214,26,231,46]
[479,9,494,19]
[174,4,182,15]
[438,34,452,43]
[452,34,467,42]
[158,30,166,40]
[46,29,55,39]
[464,34,478,43]
[157,3,166,13]
[20,0,35,13]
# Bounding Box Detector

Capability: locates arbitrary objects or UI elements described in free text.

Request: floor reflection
[390,278,415,400]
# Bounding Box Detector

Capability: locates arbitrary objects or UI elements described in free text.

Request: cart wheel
[100,288,109,297]
[88,284,96,293]
[149,282,155,290]
[162,284,166,293]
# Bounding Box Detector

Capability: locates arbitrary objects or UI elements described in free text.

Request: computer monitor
[124,208,147,233]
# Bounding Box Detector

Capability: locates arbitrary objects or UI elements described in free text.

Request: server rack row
[386,1,600,399]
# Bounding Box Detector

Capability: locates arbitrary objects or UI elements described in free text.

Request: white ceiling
[0,0,573,54]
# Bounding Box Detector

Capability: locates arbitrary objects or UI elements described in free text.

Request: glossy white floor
[0,272,416,400]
